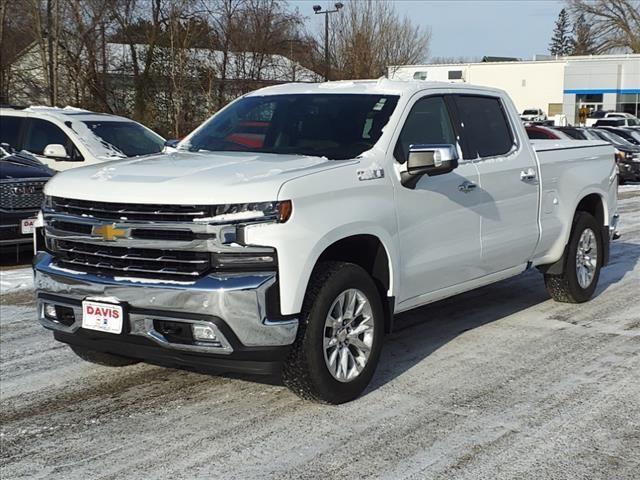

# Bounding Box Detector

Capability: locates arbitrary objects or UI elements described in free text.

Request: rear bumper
[34,252,298,373]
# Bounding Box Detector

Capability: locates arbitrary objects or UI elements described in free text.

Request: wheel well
[316,235,394,333]
[576,193,604,227]
[537,193,607,276]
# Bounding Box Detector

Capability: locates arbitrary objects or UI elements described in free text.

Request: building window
[616,93,639,117]
[413,71,427,80]
[448,70,463,80]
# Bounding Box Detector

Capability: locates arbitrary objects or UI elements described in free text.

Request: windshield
[522,110,538,115]
[180,94,400,160]
[82,121,165,157]
[593,129,635,148]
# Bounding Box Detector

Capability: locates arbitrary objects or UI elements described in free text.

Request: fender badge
[357,168,385,181]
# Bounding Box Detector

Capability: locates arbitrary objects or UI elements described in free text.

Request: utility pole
[313,3,343,81]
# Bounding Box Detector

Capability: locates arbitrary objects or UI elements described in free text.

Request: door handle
[458,181,477,193]
[520,168,537,182]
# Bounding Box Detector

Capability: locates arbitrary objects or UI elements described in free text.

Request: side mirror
[43,144,68,159]
[408,144,458,175]
[401,144,459,189]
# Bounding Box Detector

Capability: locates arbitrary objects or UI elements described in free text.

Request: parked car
[552,126,601,140]
[520,108,547,122]
[34,80,617,403]
[0,106,166,171]
[589,128,640,184]
[525,125,571,140]
[596,126,640,146]
[605,112,639,120]
[594,117,640,128]
[1,152,53,254]
[584,110,611,127]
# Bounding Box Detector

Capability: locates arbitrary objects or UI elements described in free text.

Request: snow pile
[0,267,34,295]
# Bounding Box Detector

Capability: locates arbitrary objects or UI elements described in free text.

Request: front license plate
[21,218,36,234]
[82,301,124,334]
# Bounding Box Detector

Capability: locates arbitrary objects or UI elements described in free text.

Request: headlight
[195,200,292,225]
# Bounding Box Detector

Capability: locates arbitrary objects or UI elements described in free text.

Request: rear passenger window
[454,96,514,159]
[0,115,24,149]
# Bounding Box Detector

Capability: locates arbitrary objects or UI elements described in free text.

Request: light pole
[313,3,343,81]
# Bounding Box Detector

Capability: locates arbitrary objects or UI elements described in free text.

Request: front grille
[50,220,196,242]
[51,197,212,222]
[0,224,27,241]
[51,240,211,280]
[1,181,46,210]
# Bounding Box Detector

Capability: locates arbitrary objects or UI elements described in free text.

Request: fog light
[44,303,57,319]
[193,324,218,342]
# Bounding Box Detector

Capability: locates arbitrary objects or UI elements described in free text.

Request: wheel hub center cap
[337,330,348,343]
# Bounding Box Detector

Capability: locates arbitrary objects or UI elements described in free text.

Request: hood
[1,154,55,180]
[44,150,349,204]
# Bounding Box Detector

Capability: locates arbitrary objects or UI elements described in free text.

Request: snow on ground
[619,182,640,193]
[0,190,638,480]
[0,267,33,295]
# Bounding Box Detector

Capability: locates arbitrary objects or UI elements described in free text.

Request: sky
[290,0,566,61]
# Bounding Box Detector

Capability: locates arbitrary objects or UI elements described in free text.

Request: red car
[525,125,571,140]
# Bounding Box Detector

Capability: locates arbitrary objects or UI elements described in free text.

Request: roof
[390,53,640,69]
[104,43,320,82]
[0,105,135,123]
[482,56,520,62]
[248,78,507,97]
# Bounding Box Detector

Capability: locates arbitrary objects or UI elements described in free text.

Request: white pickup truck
[34,80,618,403]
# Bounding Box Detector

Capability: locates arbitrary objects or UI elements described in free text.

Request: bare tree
[326,0,430,79]
[567,0,640,53]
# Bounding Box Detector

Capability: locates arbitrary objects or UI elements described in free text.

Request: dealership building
[388,54,640,124]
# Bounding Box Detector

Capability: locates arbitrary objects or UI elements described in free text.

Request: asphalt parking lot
[1,186,639,480]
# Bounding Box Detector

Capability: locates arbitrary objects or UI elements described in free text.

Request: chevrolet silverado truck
[33,80,618,404]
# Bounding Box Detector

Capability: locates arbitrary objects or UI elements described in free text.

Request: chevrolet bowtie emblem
[92,224,128,241]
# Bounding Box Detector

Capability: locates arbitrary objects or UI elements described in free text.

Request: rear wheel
[70,346,140,367]
[283,261,384,404]
[544,212,602,303]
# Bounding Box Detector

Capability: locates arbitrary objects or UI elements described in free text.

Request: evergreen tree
[571,14,597,55]
[549,9,573,56]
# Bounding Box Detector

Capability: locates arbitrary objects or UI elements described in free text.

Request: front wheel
[544,212,603,303]
[283,261,384,404]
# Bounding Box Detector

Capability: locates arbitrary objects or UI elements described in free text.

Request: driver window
[394,96,456,164]
[23,118,84,161]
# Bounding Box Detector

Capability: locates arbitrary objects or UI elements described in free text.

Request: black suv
[1,151,53,253]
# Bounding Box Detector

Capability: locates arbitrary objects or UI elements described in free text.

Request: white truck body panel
[37,79,617,359]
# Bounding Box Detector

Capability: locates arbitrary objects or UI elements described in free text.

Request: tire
[544,212,602,303]
[282,261,384,404]
[70,346,140,367]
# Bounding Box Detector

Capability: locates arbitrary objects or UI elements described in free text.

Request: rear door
[452,94,539,274]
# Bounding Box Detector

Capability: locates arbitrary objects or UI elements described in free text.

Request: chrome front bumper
[34,253,298,355]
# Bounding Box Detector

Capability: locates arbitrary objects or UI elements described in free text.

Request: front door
[394,95,483,306]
